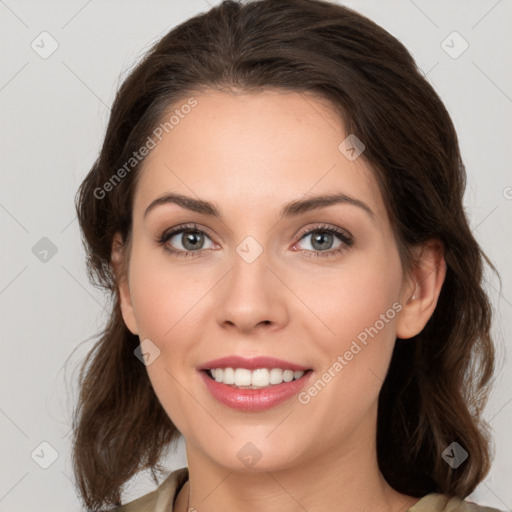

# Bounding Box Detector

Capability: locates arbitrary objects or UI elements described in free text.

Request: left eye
[295,229,347,252]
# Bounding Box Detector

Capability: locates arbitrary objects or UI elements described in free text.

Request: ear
[111,232,138,335]
[396,239,446,339]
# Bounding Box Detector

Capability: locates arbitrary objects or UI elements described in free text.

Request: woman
[72,1,502,511]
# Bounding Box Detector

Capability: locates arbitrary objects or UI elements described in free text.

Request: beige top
[115,467,503,512]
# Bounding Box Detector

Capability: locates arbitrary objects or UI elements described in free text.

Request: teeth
[250,368,269,387]
[223,367,235,385]
[234,368,252,386]
[208,368,306,388]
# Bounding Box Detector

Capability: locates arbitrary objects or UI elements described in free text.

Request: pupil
[183,231,203,250]
[312,232,332,251]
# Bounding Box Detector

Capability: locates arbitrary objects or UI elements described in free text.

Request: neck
[175,424,419,512]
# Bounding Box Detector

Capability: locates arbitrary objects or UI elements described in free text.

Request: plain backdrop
[0,1,511,511]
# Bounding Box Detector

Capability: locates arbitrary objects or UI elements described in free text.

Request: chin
[201,438,305,474]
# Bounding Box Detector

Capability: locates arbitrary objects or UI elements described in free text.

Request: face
[114,89,420,473]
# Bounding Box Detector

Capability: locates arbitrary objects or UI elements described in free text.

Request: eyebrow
[143,192,375,221]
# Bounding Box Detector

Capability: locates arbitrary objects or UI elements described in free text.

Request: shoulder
[409,493,505,512]
[114,467,189,512]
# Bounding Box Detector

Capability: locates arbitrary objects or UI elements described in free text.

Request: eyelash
[156,222,354,259]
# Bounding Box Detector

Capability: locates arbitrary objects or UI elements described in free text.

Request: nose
[215,246,289,335]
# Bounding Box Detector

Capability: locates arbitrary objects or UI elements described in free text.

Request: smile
[207,367,306,388]
[198,364,313,412]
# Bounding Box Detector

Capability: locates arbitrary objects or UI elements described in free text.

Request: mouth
[198,356,314,411]
[197,355,313,412]
[203,367,311,389]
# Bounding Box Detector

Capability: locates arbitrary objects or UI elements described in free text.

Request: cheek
[300,245,402,399]
[127,242,206,339]
[299,246,401,342]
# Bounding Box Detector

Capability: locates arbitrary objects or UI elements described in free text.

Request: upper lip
[198,356,310,372]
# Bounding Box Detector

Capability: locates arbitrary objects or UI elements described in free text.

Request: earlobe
[111,233,139,335]
[396,240,447,340]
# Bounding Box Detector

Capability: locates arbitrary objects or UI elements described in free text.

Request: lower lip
[199,370,312,412]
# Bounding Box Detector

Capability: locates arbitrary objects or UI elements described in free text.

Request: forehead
[133,89,386,224]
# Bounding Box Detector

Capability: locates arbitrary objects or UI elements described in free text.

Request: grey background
[0,0,511,510]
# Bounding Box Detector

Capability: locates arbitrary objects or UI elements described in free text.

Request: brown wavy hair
[71,0,498,509]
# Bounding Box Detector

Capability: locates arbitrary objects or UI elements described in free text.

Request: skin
[111,89,446,512]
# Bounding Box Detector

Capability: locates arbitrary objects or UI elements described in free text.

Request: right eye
[158,223,216,257]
